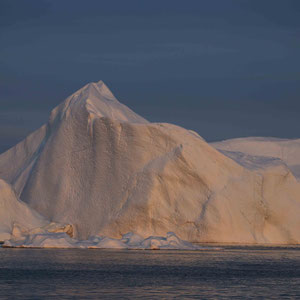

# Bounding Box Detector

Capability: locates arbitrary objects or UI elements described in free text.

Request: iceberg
[0,81,300,246]
[3,231,212,250]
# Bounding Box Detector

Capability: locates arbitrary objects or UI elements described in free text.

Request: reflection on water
[0,246,300,299]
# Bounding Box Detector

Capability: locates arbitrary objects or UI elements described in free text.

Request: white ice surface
[212,137,300,179]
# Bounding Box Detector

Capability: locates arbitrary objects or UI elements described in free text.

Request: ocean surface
[0,245,300,299]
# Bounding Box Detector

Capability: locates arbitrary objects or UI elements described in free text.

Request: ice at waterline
[0,80,300,248]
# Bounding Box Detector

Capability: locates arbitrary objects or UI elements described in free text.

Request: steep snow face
[0,179,48,241]
[0,125,47,195]
[0,81,300,244]
[212,137,300,179]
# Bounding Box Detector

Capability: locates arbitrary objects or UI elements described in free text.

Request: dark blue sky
[1,0,300,153]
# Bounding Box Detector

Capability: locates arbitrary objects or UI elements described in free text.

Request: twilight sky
[0,0,300,153]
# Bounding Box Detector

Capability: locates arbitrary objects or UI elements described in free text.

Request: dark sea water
[0,245,300,299]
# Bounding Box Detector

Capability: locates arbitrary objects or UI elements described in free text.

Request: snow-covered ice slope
[0,179,48,241]
[0,81,300,244]
[212,137,300,179]
[0,178,74,242]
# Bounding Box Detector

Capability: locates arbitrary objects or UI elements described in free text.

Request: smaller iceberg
[3,231,218,250]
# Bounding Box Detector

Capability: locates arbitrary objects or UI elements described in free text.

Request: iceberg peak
[49,80,148,125]
[78,80,118,103]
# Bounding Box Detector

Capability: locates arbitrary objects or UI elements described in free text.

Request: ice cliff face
[0,81,300,244]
